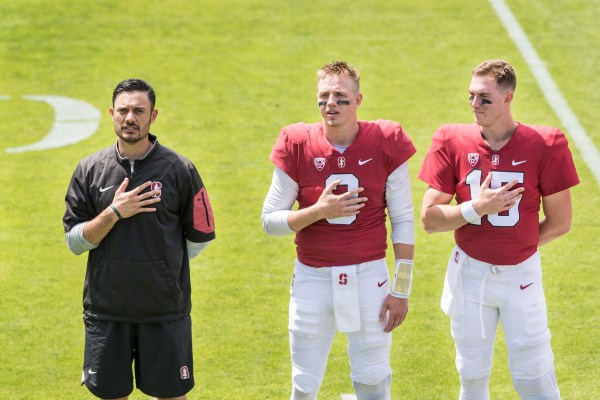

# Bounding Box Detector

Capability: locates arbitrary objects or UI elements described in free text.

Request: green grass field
[0,0,598,398]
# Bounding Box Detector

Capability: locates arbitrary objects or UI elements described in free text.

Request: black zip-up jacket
[63,135,215,323]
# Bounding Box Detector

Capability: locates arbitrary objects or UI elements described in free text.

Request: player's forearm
[393,243,414,261]
[83,206,120,245]
[538,217,571,247]
[421,203,469,233]
[287,205,325,232]
[538,189,573,247]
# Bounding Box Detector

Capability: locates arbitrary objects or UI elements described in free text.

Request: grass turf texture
[0,0,598,398]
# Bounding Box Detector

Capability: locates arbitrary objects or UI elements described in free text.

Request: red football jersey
[270,120,416,267]
[419,123,579,264]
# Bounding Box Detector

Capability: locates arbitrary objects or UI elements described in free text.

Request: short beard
[117,128,147,144]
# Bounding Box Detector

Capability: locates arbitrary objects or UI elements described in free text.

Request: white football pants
[289,258,392,399]
[445,248,559,399]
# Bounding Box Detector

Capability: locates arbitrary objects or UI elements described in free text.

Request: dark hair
[112,79,156,109]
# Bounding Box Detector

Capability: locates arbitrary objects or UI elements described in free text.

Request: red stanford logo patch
[180,366,190,380]
[151,181,162,198]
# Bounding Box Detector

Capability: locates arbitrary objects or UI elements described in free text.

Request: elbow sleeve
[262,210,294,236]
[65,222,98,255]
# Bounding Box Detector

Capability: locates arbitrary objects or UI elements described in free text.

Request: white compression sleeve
[261,167,298,236]
[386,162,415,245]
[65,222,98,255]
[187,239,212,260]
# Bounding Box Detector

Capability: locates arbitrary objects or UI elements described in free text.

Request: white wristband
[390,259,413,298]
[460,200,480,224]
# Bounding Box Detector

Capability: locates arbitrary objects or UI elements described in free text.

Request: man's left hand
[379,295,408,333]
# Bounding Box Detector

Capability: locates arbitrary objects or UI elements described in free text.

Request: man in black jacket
[63,79,215,400]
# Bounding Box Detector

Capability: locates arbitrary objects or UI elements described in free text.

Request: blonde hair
[317,61,360,92]
[472,59,516,92]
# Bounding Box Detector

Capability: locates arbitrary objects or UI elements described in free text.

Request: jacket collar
[113,134,159,168]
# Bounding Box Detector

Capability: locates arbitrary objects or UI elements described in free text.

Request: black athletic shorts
[82,315,194,398]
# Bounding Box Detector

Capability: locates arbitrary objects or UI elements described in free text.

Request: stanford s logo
[151,181,162,198]
[180,366,190,380]
[339,273,348,285]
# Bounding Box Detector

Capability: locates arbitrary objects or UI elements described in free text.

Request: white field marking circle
[3,95,100,153]
[489,0,600,185]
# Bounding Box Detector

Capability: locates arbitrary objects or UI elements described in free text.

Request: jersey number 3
[465,170,524,227]
[326,173,359,225]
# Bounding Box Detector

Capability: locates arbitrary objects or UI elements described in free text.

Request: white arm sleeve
[386,162,415,244]
[187,239,212,260]
[261,167,298,236]
[65,222,98,255]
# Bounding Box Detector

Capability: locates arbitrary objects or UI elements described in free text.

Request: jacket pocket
[92,259,181,319]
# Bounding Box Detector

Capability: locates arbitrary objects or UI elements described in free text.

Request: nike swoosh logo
[88,369,97,375]
[99,186,114,193]
[512,160,527,166]
[358,158,373,166]
[377,279,388,287]
[520,283,533,290]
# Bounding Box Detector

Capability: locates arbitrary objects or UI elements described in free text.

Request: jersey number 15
[465,170,524,227]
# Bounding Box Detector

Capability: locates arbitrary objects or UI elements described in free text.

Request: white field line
[340,5,594,398]
[489,0,600,185]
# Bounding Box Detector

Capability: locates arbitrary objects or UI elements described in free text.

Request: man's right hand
[314,179,368,220]
[473,172,523,217]
[83,178,160,245]
[287,179,368,232]
[111,178,162,219]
